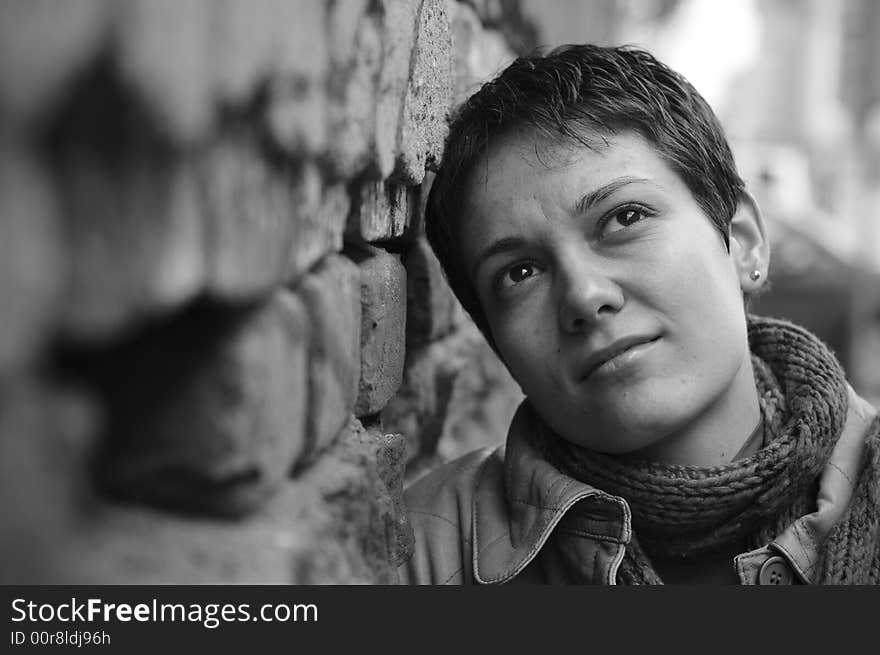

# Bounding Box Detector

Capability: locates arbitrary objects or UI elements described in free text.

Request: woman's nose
[557,258,624,334]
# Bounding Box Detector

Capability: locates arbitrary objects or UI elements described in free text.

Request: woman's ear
[729,190,770,292]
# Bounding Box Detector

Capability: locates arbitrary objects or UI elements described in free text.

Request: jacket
[399,386,878,585]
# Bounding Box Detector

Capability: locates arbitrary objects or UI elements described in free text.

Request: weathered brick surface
[350,245,407,417]
[383,321,522,483]
[435,321,522,461]
[71,492,310,584]
[374,0,419,179]
[0,381,99,583]
[297,254,362,459]
[395,0,454,183]
[327,0,380,178]
[341,420,414,576]
[96,292,310,517]
[366,428,415,566]
[346,178,419,243]
[287,169,350,287]
[74,482,332,584]
[60,156,205,339]
[0,0,107,130]
[76,416,408,584]
[403,236,464,345]
[202,135,295,300]
[50,69,205,338]
[204,143,347,301]
[115,0,213,145]
[381,335,466,468]
[0,145,65,371]
[211,0,325,110]
[261,0,329,156]
[116,0,329,150]
[0,0,527,585]
[329,0,454,183]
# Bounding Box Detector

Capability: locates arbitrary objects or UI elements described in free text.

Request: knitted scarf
[542,315,880,584]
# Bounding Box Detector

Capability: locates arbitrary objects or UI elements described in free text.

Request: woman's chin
[548,388,708,456]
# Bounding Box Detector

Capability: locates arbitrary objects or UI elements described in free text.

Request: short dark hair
[425,44,746,350]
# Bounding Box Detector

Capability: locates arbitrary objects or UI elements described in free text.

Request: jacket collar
[472,402,631,584]
[759,385,876,583]
[473,388,877,585]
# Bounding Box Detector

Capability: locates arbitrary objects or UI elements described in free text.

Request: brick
[286,416,409,582]
[337,418,413,577]
[115,0,213,144]
[327,1,382,178]
[96,291,310,517]
[367,429,414,567]
[201,135,295,300]
[436,322,523,461]
[382,321,522,481]
[286,171,349,287]
[76,417,405,584]
[394,0,453,183]
[284,418,399,583]
[327,0,370,66]
[209,0,266,105]
[349,246,406,417]
[71,482,324,584]
[0,0,108,130]
[0,144,65,371]
[58,147,205,340]
[263,0,328,156]
[380,333,467,466]
[346,178,419,243]
[47,62,206,339]
[264,76,327,159]
[211,0,328,156]
[403,236,463,345]
[211,0,312,106]
[328,0,453,182]
[374,0,419,178]
[0,381,99,583]
[297,254,361,458]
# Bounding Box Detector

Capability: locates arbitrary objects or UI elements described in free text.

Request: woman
[399,44,880,584]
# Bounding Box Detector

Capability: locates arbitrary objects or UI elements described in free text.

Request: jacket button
[758,555,794,585]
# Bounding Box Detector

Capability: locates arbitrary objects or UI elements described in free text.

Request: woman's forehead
[462,129,678,215]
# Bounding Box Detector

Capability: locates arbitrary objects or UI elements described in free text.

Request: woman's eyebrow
[470,235,528,280]
[573,176,653,214]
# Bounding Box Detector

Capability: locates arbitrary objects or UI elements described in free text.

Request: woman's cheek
[494,295,546,364]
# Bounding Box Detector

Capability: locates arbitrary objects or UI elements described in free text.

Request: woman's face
[461,130,764,462]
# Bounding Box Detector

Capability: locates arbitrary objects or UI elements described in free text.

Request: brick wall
[0,0,526,584]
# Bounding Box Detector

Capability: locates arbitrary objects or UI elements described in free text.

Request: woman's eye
[598,206,650,238]
[509,264,535,283]
[497,262,542,290]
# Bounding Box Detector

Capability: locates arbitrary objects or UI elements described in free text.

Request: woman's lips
[580,336,661,381]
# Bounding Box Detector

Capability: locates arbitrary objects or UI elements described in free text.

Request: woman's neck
[624,355,762,466]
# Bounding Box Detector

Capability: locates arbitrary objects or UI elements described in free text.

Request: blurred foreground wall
[0,0,526,584]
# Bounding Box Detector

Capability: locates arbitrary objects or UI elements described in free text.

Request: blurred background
[520,0,880,407]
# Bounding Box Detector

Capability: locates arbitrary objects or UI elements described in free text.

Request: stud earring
[749,270,762,281]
